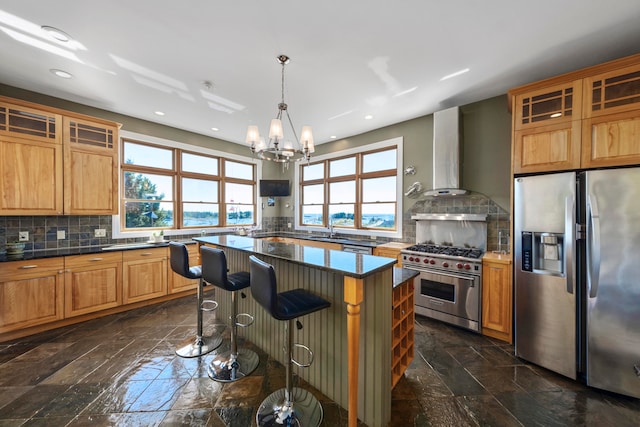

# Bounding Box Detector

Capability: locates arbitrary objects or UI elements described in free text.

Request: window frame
[295,136,403,239]
[114,130,261,239]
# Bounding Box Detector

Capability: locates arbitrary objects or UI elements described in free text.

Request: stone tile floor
[0,295,639,426]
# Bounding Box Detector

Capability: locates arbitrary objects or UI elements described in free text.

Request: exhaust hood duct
[424,106,467,197]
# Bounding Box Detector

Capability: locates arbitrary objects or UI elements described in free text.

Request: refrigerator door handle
[565,195,575,294]
[587,194,601,298]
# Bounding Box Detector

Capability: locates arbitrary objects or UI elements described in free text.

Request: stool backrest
[169,242,190,277]
[249,255,278,315]
[200,246,230,289]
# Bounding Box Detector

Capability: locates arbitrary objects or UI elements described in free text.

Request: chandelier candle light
[246,55,314,167]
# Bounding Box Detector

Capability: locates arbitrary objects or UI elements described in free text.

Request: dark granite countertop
[0,239,197,263]
[393,267,419,288]
[193,235,395,279]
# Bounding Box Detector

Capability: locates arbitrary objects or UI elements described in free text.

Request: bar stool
[201,246,259,382]
[169,242,222,358]
[249,255,331,427]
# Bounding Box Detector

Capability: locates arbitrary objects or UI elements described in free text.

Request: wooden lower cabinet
[64,252,122,317]
[481,253,513,343]
[0,257,65,333]
[391,270,415,388]
[123,247,168,304]
[169,243,200,294]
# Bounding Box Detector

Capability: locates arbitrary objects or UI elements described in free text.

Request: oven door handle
[417,270,478,284]
[427,299,445,305]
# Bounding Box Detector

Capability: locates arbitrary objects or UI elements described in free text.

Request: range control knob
[456,263,463,269]
[429,259,436,264]
[442,262,449,268]
[408,256,415,262]
[423,258,430,264]
[464,264,471,270]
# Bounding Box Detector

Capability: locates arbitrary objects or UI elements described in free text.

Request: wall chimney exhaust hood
[424,106,467,197]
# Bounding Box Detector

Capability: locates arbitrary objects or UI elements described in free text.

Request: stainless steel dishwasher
[342,244,372,255]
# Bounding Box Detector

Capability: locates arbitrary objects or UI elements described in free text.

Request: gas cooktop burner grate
[405,244,484,259]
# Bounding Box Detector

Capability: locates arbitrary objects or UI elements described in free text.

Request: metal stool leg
[176,278,223,358]
[256,319,324,427]
[208,290,259,382]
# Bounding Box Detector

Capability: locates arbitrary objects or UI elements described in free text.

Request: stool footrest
[291,343,314,368]
[201,299,218,312]
[235,312,254,328]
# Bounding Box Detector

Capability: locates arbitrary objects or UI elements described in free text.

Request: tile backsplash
[0,215,115,251]
[408,192,510,253]
[2,192,510,254]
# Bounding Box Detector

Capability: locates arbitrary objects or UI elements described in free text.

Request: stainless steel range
[402,213,487,332]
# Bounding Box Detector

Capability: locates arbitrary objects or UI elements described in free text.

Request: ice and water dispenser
[521,231,564,275]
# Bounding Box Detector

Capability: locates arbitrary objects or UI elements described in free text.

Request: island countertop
[193,234,396,279]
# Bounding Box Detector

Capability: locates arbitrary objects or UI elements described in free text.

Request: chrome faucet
[328,222,335,238]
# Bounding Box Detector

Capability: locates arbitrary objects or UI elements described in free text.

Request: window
[119,133,256,234]
[298,137,401,236]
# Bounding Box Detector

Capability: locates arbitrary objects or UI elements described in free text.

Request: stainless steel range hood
[424,106,467,197]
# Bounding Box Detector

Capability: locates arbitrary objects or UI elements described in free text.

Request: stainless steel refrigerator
[514,167,640,399]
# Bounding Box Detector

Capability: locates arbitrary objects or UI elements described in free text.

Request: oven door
[414,269,481,332]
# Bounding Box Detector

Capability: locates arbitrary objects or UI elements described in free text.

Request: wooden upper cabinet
[0,95,120,215]
[513,121,582,174]
[582,64,640,168]
[512,81,583,173]
[511,53,640,174]
[63,116,119,215]
[0,102,64,215]
[513,80,582,130]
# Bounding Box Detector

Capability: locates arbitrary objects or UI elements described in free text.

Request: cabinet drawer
[122,247,168,261]
[65,252,122,267]
[0,257,64,280]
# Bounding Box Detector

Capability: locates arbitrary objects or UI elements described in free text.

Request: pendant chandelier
[245,55,314,166]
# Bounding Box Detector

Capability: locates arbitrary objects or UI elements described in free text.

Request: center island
[193,235,401,427]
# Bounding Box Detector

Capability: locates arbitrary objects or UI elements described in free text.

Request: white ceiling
[1,1,639,147]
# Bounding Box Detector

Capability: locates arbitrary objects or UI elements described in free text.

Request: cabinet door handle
[19,265,38,269]
[89,257,104,261]
[140,252,153,256]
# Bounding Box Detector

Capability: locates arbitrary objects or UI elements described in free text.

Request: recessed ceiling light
[41,26,71,42]
[440,68,470,81]
[154,111,165,116]
[330,135,337,139]
[50,69,72,79]
[211,127,219,131]
[364,115,373,120]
